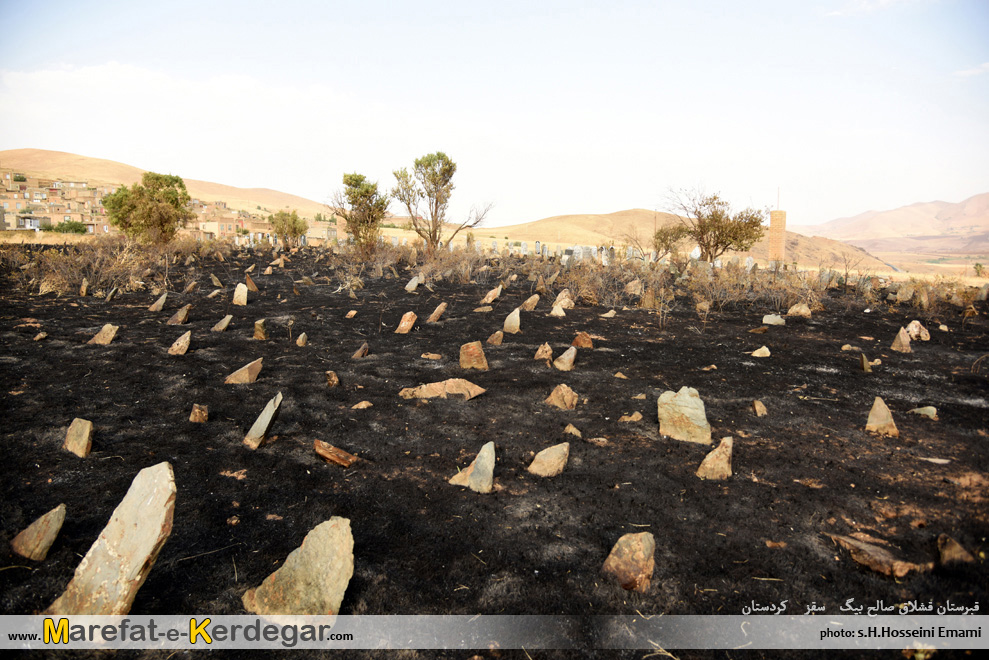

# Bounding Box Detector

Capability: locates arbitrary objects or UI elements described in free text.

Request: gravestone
[392,236,399,247]
[521,242,528,256]
[689,246,702,260]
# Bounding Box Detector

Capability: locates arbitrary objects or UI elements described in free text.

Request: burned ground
[1,247,987,659]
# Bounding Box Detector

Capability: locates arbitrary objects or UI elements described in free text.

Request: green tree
[42,220,88,234]
[392,152,489,255]
[102,172,197,244]
[974,263,985,278]
[268,209,309,247]
[331,173,390,259]
[665,188,766,262]
[653,223,690,261]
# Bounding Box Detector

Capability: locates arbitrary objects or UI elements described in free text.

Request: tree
[42,220,88,234]
[268,210,308,247]
[102,172,197,244]
[974,263,985,278]
[330,173,390,259]
[392,152,490,255]
[664,188,767,262]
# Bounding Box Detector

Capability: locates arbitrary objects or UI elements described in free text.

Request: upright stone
[602,532,655,593]
[866,397,898,437]
[752,400,768,417]
[459,341,489,370]
[545,384,578,410]
[63,418,93,458]
[210,273,223,288]
[253,319,268,340]
[395,312,417,334]
[244,392,284,449]
[527,443,569,477]
[534,343,553,363]
[553,346,577,371]
[696,437,733,480]
[148,293,167,312]
[296,332,308,347]
[242,517,354,615]
[87,324,118,345]
[486,331,503,346]
[762,314,785,326]
[245,273,259,292]
[520,294,540,311]
[572,331,593,348]
[11,503,66,561]
[405,276,420,293]
[212,315,233,332]
[233,283,249,306]
[890,327,912,353]
[503,308,521,334]
[906,320,929,341]
[657,386,712,444]
[45,462,175,615]
[225,358,263,384]
[480,285,502,305]
[448,442,495,494]
[79,278,89,297]
[189,404,208,423]
[168,331,191,356]
[166,304,191,325]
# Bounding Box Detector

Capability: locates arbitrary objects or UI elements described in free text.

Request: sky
[0,0,987,227]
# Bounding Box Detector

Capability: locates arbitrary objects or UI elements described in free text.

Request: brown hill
[790,192,989,254]
[492,209,891,271]
[0,148,328,218]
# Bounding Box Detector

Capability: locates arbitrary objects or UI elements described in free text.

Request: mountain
[0,148,328,218]
[790,192,989,255]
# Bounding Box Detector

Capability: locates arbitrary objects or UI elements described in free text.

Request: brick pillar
[769,210,786,265]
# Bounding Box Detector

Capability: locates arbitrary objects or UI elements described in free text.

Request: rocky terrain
[1,246,987,659]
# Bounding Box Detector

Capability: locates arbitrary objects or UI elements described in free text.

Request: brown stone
[487,331,503,346]
[421,353,442,360]
[860,353,872,373]
[245,273,259,292]
[545,384,578,410]
[166,304,191,325]
[11,503,66,561]
[572,331,593,349]
[564,423,582,438]
[168,331,191,356]
[749,326,769,334]
[296,332,308,347]
[480,285,502,305]
[553,346,577,371]
[599,309,617,318]
[618,411,643,423]
[351,401,373,409]
[752,400,768,417]
[602,532,655,592]
[325,371,340,387]
[244,392,283,449]
[534,343,553,362]
[937,534,975,565]
[182,281,198,294]
[474,306,493,313]
[45,462,175,615]
[225,358,263,384]
[253,319,268,340]
[345,310,357,319]
[395,311,417,334]
[399,379,486,401]
[549,304,566,317]
[657,386,712,445]
[865,396,898,437]
[614,372,628,379]
[906,319,929,341]
[751,345,771,358]
[449,442,495,493]
[696,437,733,480]
[519,294,540,312]
[828,534,932,578]
[503,308,521,334]
[87,324,118,345]
[33,332,47,341]
[426,302,448,323]
[786,303,812,318]
[148,292,167,312]
[459,341,489,370]
[890,327,912,353]
[233,283,249,306]
[314,440,359,467]
[189,404,208,423]
[211,273,223,287]
[242,517,354,615]
[624,279,642,295]
[527,443,569,477]
[63,418,93,458]
[263,266,273,276]
[352,342,369,359]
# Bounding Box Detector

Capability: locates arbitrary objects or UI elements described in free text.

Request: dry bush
[683,264,748,311]
[749,268,825,312]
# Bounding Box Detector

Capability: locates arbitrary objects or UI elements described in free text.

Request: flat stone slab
[459,341,489,370]
[399,379,486,401]
[244,392,283,449]
[63,418,93,458]
[225,358,263,384]
[828,534,932,578]
[11,503,66,561]
[602,532,655,592]
[45,462,176,615]
[657,386,712,444]
[242,517,354,615]
[449,441,495,493]
[762,314,785,326]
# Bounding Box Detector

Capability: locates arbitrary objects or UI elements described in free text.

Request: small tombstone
[148,293,167,312]
[890,327,912,353]
[189,404,208,423]
[520,294,539,311]
[244,392,283,449]
[87,324,118,345]
[296,332,308,347]
[427,302,447,323]
[233,283,249,306]
[534,343,553,363]
[212,315,233,332]
[602,532,655,593]
[245,273,259,292]
[572,331,593,348]
[459,341,488,370]
[253,319,269,340]
[696,437,733,480]
[503,308,521,334]
[865,397,898,437]
[487,331,504,346]
[45,462,175,615]
[63,418,94,457]
[395,311,417,334]
[657,386,712,444]
[11,503,66,561]
[325,371,341,387]
[752,400,768,417]
[168,331,191,356]
[448,442,495,493]
[210,274,223,288]
[528,442,569,477]
[225,358,263,384]
[521,241,528,256]
[166,304,191,325]
[352,342,370,359]
[79,278,89,297]
[545,384,578,410]
[553,346,577,371]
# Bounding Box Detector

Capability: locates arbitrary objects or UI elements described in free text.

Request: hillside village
[0,167,341,245]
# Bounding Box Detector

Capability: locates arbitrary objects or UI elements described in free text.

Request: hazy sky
[1,0,986,227]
